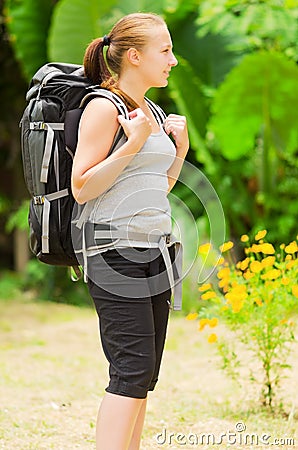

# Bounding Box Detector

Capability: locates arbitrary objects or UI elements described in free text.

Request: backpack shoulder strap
[145,97,167,126]
[80,88,130,120]
[64,89,129,155]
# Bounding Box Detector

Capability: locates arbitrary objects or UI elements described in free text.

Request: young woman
[71,12,189,450]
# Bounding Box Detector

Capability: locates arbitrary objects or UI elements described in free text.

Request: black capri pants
[87,244,175,399]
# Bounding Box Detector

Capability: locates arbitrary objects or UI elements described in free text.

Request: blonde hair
[83,13,166,110]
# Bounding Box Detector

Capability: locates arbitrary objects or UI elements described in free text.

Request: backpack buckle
[30,121,46,130]
[33,195,44,205]
[165,234,171,246]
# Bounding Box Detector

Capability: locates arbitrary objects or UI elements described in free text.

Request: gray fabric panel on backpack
[22,99,46,196]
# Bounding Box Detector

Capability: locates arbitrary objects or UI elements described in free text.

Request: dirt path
[0,298,297,449]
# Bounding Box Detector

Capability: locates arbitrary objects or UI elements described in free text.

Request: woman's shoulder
[79,96,120,136]
[83,96,120,119]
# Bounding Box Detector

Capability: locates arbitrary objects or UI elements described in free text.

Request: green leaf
[48,0,118,64]
[168,56,214,171]
[197,1,298,55]
[164,0,201,24]
[4,0,54,80]
[210,51,298,160]
[174,18,244,87]
[110,0,165,15]
[6,200,29,232]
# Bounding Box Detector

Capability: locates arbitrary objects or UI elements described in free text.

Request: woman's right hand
[117,108,152,149]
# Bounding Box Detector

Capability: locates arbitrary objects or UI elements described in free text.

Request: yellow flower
[209,317,219,328]
[231,299,244,313]
[198,243,212,255]
[239,258,250,271]
[259,243,275,254]
[208,333,218,343]
[261,256,275,268]
[186,312,198,321]
[261,269,281,280]
[226,290,247,303]
[232,283,247,293]
[254,298,263,307]
[286,260,296,270]
[216,257,225,266]
[219,241,234,253]
[250,260,263,273]
[218,278,230,289]
[280,244,285,250]
[255,230,267,241]
[285,241,298,254]
[285,254,292,261]
[198,318,209,331]
[243,270,255,280]
[251,244,262,253]
[281,277,290,286]
[292,285,298,298]
[225,283,247,299]
[198,283,212,292]
[217,267,230,279]
[201,290,217,300]
[241,234,249,243]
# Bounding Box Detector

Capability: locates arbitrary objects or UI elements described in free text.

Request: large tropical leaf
[4,0,54,80]
[168,56,214,171]
[209,51,298,160]
[173,18,243,87]
[48,0,174,64]
[48,0,120,63]
[110,0,164,15]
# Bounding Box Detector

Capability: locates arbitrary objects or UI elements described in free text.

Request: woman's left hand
[164,114,189,156]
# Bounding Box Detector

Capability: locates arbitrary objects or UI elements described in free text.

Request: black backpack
[20,62,129,270]
[20,62,167,271]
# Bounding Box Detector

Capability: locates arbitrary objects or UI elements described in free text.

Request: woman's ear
[126,48,141,66]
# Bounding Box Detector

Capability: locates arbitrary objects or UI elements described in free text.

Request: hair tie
[103,35,110,47]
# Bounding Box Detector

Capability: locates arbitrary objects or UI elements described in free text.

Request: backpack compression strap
[29,121,65,183]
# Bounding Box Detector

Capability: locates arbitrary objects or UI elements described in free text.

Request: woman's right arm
[71,98,152,204]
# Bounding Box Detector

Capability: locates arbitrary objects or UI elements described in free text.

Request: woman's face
[137,25,178,88]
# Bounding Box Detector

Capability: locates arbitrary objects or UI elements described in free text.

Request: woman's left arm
[164,114,189,192]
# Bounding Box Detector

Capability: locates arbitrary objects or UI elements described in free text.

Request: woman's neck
[117,75,147,108]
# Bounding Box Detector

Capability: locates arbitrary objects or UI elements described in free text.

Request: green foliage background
[1,0,298,307]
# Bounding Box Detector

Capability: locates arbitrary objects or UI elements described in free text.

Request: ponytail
[83,37,111,86]
[83,36,138,111]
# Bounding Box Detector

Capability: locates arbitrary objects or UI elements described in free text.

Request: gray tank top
[87,127,176,248]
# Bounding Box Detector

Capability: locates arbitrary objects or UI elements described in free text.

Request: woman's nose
[169,52,178,67]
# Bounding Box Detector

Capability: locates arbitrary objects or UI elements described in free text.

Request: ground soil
[0,297,297,449]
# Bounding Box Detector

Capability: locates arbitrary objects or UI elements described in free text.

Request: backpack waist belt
[79,227,183,311]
